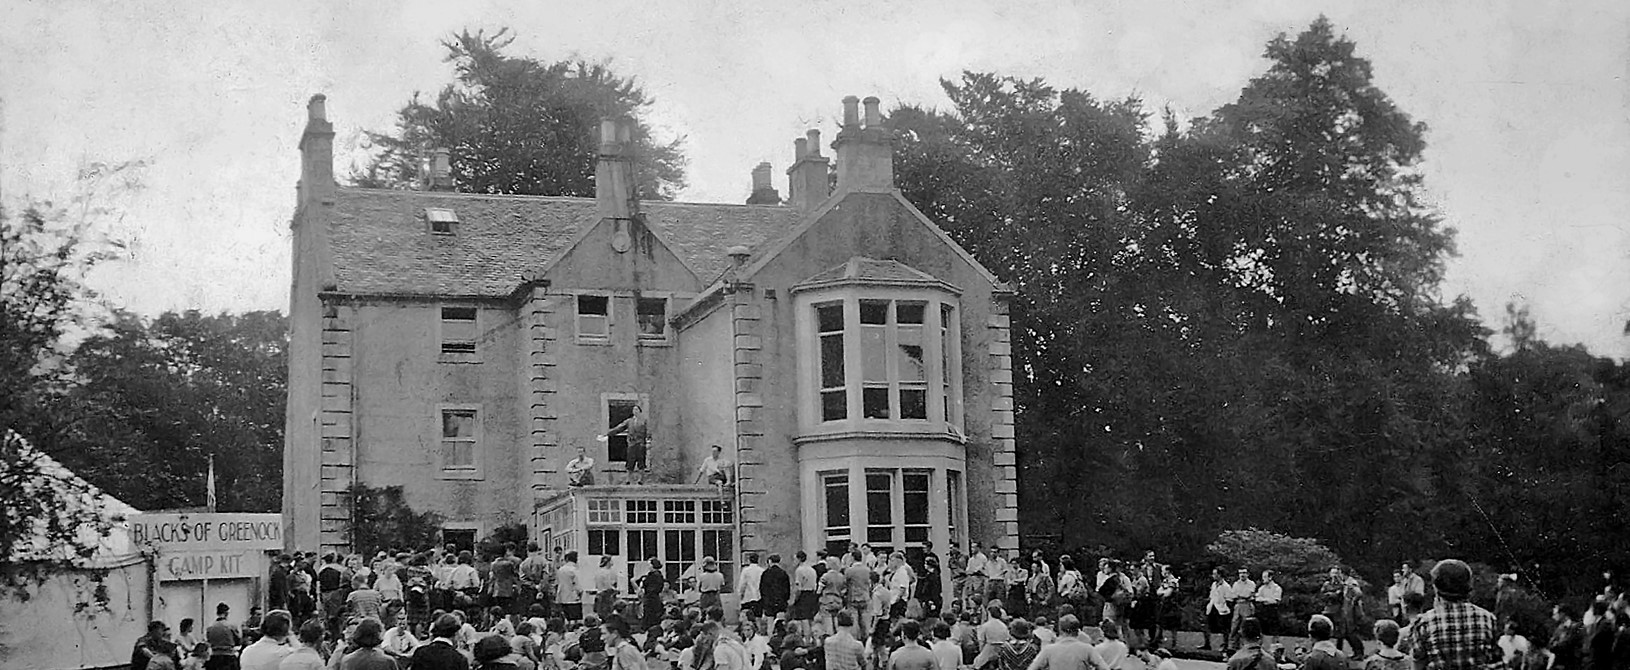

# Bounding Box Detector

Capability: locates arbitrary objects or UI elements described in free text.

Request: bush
[1207,529,1359,633]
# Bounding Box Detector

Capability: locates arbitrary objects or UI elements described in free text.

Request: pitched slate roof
[326,188,801,297]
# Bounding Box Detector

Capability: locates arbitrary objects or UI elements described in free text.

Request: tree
[354,28,686,199]
[893,18,1489,574]
[351,484,443,557]
[46,310,287,512]
[1,161,140,563]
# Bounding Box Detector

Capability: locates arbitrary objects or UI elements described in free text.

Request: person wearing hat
[1409,559,1502,670]
[204,602,242,670]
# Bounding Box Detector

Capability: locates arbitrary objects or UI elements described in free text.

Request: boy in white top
[739,553,766,627]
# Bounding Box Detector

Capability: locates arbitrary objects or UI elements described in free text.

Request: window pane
[863,387,890,419]
[901,388,927,420]
[821,390,847,422]
[578,295,609,316]
[442,411,475,438]
[898,326,925,382]
[824,475,850,529]
[861,326,887,382]
[820,334,845,388]
[578,295,609,338]
[449,442,473,468]
[903,473,930,524]
[897,302,925,325]
[637,298,667,338]
[442,306,476,321]
[817,304,844,333]
[860,301,889,325]
[866,473,892,525]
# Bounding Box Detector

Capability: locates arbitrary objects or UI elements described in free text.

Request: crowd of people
[128,539,1630,670]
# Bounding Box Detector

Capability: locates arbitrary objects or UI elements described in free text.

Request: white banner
[158,550,262,581]
[129,513,282,552]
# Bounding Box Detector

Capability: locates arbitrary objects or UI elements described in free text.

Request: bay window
[803,292,962,434]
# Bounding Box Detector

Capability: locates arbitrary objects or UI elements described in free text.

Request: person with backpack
[1055,556,1088,614]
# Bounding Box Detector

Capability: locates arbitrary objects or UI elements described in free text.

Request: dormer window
[426,208,458,234]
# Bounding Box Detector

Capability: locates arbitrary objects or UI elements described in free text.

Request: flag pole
[207,454,217,512]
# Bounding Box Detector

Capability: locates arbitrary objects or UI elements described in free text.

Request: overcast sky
[5,0,1627,358]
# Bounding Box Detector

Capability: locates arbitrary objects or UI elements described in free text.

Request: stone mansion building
[283,93,1020,591]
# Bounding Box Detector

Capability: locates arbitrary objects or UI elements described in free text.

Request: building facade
[283,94,1020,581]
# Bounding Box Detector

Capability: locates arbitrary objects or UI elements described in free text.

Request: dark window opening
[637,297,668,340]
[606,399,635,462]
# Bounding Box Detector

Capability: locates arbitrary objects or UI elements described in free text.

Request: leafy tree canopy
[353,28,687,199]
[894,17,1629,598]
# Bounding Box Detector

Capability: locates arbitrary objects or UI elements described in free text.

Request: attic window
[576,294,610,342]
[426,208,459,234]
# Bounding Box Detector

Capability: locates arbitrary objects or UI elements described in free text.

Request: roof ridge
[337,187,798,211]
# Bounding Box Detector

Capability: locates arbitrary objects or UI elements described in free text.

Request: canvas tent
[1,430,152,670]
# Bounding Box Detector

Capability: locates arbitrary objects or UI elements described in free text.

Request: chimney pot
[806,129,822,157]
[863,96,882,127]
[600,120,618,151]
[617,119,633,144]
[307,94,327,121]
[794,138,808,160]
[842,96,860,128]
[430,148,453,190]
[747,162,781,205]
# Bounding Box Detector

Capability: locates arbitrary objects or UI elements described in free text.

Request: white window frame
[795,289,964,438]
[438,304,480,362]
[437,404,483,480]
[635,295,672,345]
[575,292,612,344]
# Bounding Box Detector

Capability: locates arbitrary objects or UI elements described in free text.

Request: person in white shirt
[373,564,403,604]
[381,607,420,664]
[1254,570,1284,648]
[1498,620,1531,667]
[1032,617,1057,646]
[277,620,327,670]
[695,444,732,491]
[556,551,584,621]
[1227,568,1258,652]
[887,552,917,619]
[1387,571,1407,619]
[966,543,991,610]
[739,553,766,628]
[238,611,293,670]
[1203,568,1231,651]
[988,551,1011,608]
[1093,620,1129,670]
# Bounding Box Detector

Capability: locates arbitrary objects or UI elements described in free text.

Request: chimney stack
[429,148,454,191]
[596,118,637,221]
[746,161,781,205]
[832,94,894,192]
[298,94,335,206]
[786,128,831,212]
